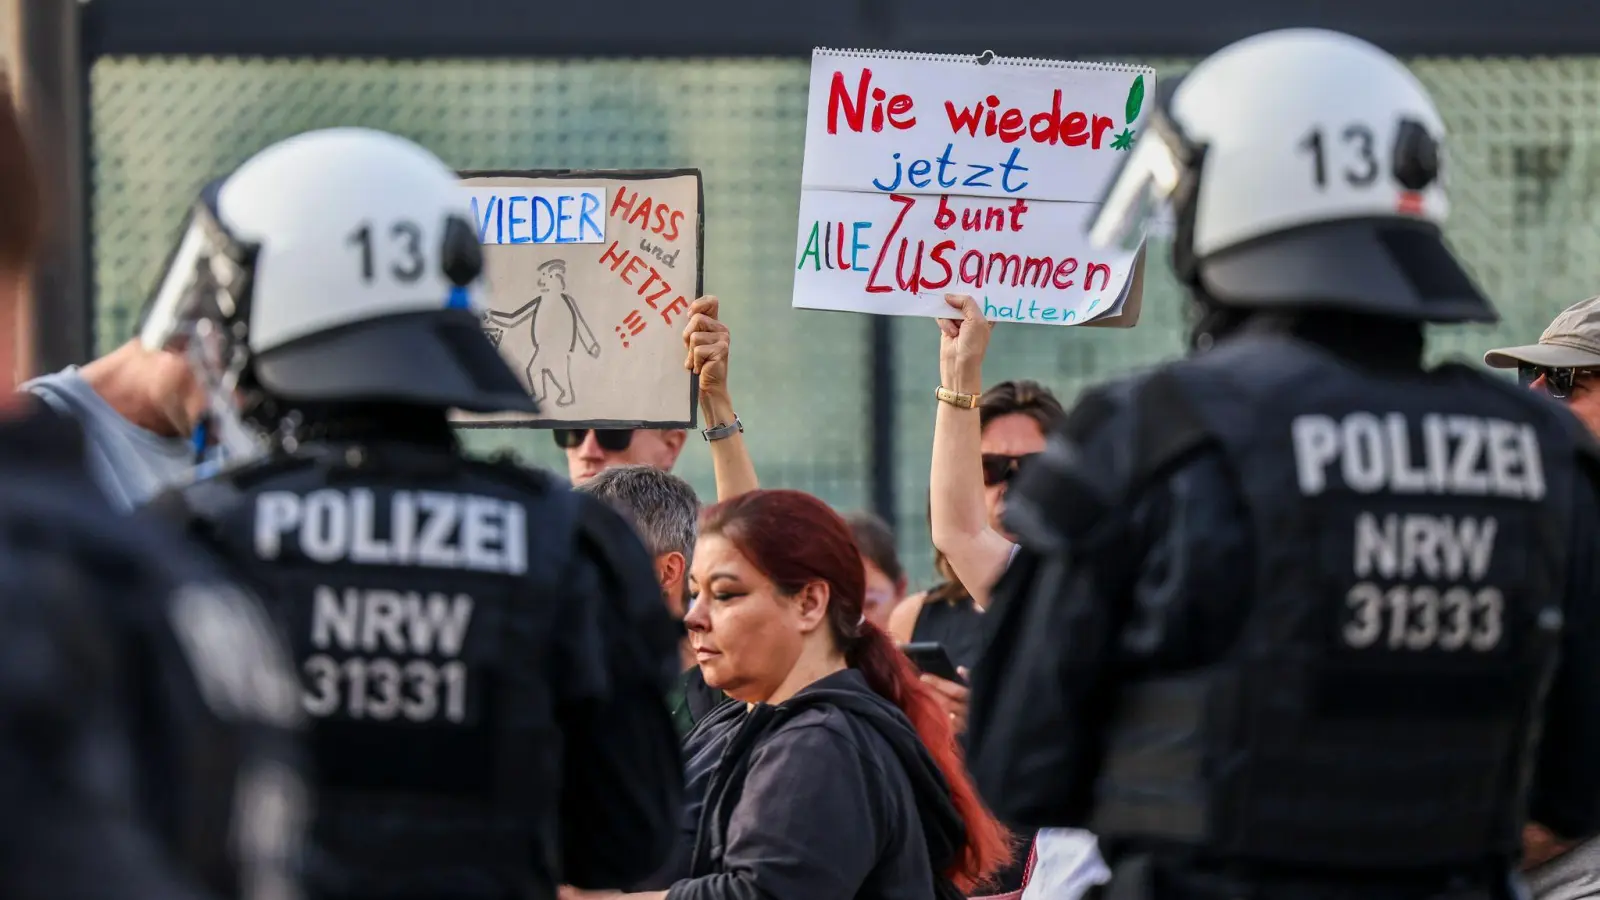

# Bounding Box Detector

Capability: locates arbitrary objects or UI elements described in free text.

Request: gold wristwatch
[935,386,980,409]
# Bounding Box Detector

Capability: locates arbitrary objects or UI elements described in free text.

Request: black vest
[158,440,583,899]
[1087,335,1581,870]
[4,401,309,900]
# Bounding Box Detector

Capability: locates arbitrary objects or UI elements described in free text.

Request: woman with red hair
[569,488,1012,900]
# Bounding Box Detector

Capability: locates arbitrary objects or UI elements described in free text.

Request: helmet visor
[137,197,256,353]
[1085,110,1187,254]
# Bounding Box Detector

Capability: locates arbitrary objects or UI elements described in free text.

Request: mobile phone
[900,642,966,685]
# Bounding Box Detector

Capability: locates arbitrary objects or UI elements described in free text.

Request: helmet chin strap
[185,324,267,468]
[1184,287,1254,353]
[191,419,209,464]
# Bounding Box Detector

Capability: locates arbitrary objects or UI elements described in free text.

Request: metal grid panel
[89,56,1600,587]
[89,57,871,513]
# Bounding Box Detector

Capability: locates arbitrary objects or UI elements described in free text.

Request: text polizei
[253,488,527,575]
[1291,412,1545,501]
[1290,411,1536,655]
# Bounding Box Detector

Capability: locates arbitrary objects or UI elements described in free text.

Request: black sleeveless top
[910,591,987,671]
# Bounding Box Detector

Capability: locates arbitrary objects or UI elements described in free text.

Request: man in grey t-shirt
[22,338,203,511]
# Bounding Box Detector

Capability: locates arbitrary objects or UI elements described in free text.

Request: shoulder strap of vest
[1130,365,1215,482]
[142,450,312,541]
[464,453,561,499]
[1007,366,1215,552]
[221,447,323,488]
[139,477,242,562]
[1436,360,1533,401]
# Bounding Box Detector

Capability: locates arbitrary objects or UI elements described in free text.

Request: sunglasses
[1518,364,1594,400]
[982,453,1037,487]
[553,429,635,451]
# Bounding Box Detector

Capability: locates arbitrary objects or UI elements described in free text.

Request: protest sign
[793,49,1155,327]
[454,169,703,428]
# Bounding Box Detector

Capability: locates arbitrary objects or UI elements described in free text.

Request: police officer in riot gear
[0,82,308,900]
[139,126,684,900]
[0,422,310,900]
[964,28,1600,900]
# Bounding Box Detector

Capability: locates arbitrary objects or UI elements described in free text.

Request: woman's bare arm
[929,294,1015,608]
[683,296,758,501]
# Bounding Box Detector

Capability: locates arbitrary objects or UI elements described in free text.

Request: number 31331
[301,654,469,723]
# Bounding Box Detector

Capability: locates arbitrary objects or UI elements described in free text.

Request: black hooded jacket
[663,668,968,900]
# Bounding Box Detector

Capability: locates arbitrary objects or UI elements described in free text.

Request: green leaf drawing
[1125,74,1145,125]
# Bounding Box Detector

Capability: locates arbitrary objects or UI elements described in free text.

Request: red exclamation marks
[615,310,647,348]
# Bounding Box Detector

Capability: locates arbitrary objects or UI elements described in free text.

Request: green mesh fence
[88,55,1600,587]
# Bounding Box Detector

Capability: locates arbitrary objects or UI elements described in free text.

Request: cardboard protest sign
[454,170,703,428]
[793,49,1155,327]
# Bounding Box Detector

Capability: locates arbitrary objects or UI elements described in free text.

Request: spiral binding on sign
[812,47,1153,75]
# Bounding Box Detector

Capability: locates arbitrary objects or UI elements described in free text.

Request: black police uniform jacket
[0,400,309,900]
[965,328,1600,894]
[145,431,684,900]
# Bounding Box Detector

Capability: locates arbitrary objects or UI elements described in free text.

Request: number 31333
[301,654,469,723]
[1342,582,1504,652]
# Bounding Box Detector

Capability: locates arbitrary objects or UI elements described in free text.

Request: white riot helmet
[138,127,536,457]
[1088,28,1495,324]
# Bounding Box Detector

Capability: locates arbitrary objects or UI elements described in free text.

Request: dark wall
[83,0,1600,59]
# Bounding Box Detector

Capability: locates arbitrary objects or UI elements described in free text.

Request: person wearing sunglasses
[900,300,1067,718]
[1485,295,1600,436]
[556,425,687,485]
[967,28,1600,900]
[1485,295,1600,900]
[889,302,1074,900]
[896,366,1065,661]
[921,293,1067,619]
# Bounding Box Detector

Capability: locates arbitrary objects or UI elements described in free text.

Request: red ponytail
[701,490,1013,891]
[850,619,1013,890]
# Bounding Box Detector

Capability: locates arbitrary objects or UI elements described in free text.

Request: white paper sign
[454,171,700,429]
[793,49,1155,326]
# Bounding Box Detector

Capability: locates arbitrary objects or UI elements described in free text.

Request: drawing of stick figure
[482,259,600,407]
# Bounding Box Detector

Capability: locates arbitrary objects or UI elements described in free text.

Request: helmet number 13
[348,220,427,285]
[1299,124,1380,190]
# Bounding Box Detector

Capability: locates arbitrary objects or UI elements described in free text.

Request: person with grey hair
[577,464,728,734]
[578,464,699,615]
